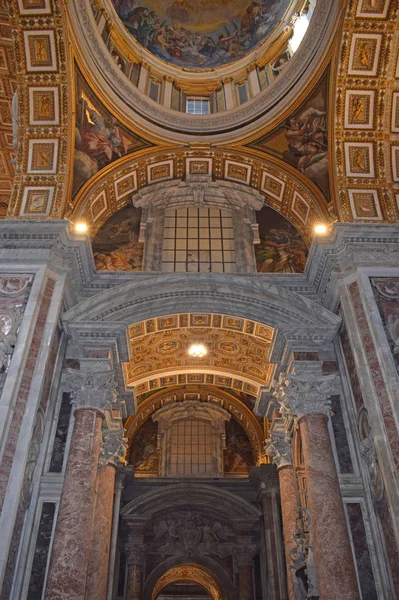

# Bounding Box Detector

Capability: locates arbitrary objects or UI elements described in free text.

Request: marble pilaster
[274,371,360,600]
[265,432,297,600]
[44,368,116,600]
[236,546,256,600]
[125,546,146,600]
[85,429,127,600]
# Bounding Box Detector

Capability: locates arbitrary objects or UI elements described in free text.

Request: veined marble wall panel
[339,277,399,598]
[0,269,65,598]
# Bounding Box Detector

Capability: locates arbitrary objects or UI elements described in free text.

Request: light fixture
[314,223,328,235]
[188,344,207,358]
[75,221,88,234]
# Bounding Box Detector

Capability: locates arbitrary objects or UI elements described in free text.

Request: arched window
[152,401,230,477]
[161,207,236,273]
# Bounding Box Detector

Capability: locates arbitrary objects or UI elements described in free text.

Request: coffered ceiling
[123,313,275,398]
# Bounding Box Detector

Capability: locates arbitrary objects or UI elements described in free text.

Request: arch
[151,564,225,600]
[143,555,236,600]
[121,482,262,521]
[68,146,329,244]
[62,277,341,357]
[125,386,265,465]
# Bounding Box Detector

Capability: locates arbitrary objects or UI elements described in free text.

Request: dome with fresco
[110,0,297,69]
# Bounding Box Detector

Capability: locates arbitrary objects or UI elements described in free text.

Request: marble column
[274,370,360,600]
[265,432,298,600]
[125,546,146,600]
[86,431,127,600]
[107,472,125,600]
[44,369,117,600]
[237,547,256,600]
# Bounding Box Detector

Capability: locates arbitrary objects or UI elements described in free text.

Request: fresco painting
[130,420,159,475]
[92,205,144,271]
[224,418,254,476]
[111,0,292,69]
[249,73,330,200]
[255,205,308,273]
[73,71,150,197]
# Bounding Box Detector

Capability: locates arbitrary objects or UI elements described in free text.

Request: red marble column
[126,564,143,600]
[265,432,298,600]
[278,465,298,600]
[85,464,116,600]
[44,408,104,600]
[299,412,360,600]
[274,370,360,600]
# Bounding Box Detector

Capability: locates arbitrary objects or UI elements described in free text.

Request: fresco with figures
[130,420,159,475]
[255,205,308,273]
[248,72,330,200]
[73,70,151,197]
[224,418,254,476]
[110,0,292,69]
[92,205,144,271]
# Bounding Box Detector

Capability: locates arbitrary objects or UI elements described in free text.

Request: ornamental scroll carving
[290,507,319,600]
[264,432,292,468]
[99,428,128,469]
[273,371,338,419]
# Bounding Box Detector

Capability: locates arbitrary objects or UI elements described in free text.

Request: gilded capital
[264,432,292,468]
[273,371,338,419]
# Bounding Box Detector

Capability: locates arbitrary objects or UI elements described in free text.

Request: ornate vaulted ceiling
[123,313,275,398]
[109,0,294,69]
[3,0,399,226]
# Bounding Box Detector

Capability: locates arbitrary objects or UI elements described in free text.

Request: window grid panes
[169,419,214,476]
[162,207,236,273]
[186,98,210,115]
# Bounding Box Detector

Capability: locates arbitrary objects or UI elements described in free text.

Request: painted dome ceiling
[111,0,293,69]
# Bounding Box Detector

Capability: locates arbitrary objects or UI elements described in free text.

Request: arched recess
[125,386,266,466]
[144,556,234,600]
[122,484,260,600]
[67,146,330,245]
[150,562,226,600]
[62,276,341,364]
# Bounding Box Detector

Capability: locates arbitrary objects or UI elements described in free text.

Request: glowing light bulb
[314,223,328,235]
[75,221,88,233]
[188,344,207,358]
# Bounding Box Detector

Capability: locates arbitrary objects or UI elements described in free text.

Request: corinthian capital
[67,369,117,415]
[273,371,338,419]
[264,432,292,468]
[99,428,128,468]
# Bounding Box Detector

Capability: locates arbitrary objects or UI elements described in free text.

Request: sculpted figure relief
[152,512,234,557]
